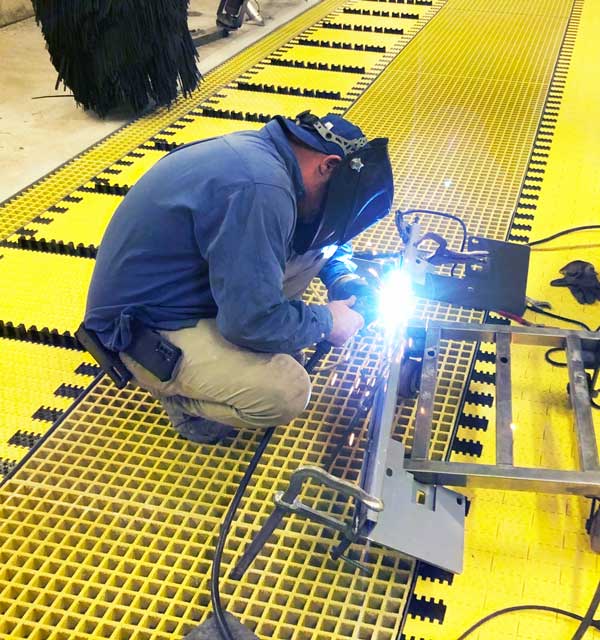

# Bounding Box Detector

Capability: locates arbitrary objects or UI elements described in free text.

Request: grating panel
[404,1,600,638]
[236,65,362,94]
[0,379,414,639]
[0,339,95,464]
[301,26,404,46]
[10,194,124,248]
[201,89,349,117]
[0,248,93,332]
[276,46,384,69]
[94,151,167,189]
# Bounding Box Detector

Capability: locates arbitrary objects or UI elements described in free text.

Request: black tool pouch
[76,323,132,389]
[125,323,183,383]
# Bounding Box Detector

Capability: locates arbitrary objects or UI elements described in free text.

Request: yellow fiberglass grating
[9,193,124,248]
[236,65,362,95]
[201,89,349,119]
[0,248,93,333]
[323,11,419,29]
[0,339,95,463]
[95,149,167,188]
[302,26,404,48]
[151,116,263,148]
[0,377,414,640]
[0,0,348,240]
[345,0,573,234]
[273,46,384,71]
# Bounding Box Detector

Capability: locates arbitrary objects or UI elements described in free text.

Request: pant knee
[255,356,312,426]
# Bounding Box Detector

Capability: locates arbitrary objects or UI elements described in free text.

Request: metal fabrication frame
[404,321,600,497]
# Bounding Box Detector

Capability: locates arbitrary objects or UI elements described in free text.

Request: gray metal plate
[367,440,466,574]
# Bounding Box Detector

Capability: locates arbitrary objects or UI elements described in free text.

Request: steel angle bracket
[360,339,466,575]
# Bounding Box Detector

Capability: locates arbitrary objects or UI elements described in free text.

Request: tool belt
[75,322,182,388]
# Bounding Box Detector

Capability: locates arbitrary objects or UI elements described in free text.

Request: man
[84,111,393,443]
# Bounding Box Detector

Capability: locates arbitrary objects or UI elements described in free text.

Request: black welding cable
[545,347,568,368]
[572,580,600,639]
[455,603,600,639]
[210,341,332,640]
[526,304,592,332]
[528,225,600,247]
[533,311,600,407]
[211,426,276,640]
[397,209,468,247]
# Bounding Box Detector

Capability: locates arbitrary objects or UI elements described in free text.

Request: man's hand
[326,296,365,347]
[329,275,379,326]
[328,274,372,301]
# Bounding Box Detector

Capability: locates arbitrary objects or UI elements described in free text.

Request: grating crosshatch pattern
[0,0,445,478]
[403,2,600,639]
[0,379,415,640]
[0,340,96,462]
[0,0,584,638]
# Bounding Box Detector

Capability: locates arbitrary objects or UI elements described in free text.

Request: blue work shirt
[85,120,354,354]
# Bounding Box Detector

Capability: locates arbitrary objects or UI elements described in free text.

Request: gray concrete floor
[0,0,318,204]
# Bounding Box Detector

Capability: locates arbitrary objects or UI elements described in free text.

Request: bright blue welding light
[378,268,415,334]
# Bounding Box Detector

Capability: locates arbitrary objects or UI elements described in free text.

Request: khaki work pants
[121,250,330,429]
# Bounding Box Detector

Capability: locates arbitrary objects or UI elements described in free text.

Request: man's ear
[319,154,342,178]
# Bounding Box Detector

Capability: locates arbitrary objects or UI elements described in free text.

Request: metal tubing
[495,331,514,466]
[408,320,600,350]
[566,335,600,471]
[362,347,405,514]
[411,327,441,460]
[404,460,600,496]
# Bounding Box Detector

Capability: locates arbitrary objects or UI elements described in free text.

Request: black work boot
[160,396,236,444]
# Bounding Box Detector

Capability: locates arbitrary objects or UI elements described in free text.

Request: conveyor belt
[1,0,598,638]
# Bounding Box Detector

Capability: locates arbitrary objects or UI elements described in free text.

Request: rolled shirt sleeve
[200,182,332,353]
[318,242,358,291]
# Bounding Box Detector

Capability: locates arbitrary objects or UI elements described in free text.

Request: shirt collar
[261,120,306,202]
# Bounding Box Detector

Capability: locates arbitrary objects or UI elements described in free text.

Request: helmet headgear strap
[294,110,368,156]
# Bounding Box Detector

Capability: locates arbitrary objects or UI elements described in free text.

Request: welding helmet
[275,110,394,253]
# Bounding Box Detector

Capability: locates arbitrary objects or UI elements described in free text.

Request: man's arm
[199,183,333,353]
[318,243,357,291]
